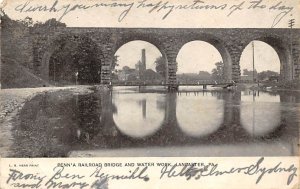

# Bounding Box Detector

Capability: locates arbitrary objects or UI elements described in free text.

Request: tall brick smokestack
[141,49,146,71]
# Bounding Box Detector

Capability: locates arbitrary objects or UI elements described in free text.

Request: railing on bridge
[176,80,236,85]
[111,80,236,86]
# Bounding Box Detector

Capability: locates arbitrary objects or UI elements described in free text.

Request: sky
[176,41,222,74]
[115,40,281,74]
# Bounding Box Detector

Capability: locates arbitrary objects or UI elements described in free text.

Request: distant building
[135,49,147,80]
[118,67,138,81]
[117,49,161,82]
[144,69,162,81]
[135,61,142,79]
[177,73,211,83]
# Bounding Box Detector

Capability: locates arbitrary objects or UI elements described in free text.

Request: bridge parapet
[28,28,300,85]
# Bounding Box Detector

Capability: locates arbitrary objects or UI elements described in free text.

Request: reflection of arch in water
[222,91,241,126]
[96,89,121,138]
[240,91,281,136]
[112,93,165,138]
[176,92,224,137]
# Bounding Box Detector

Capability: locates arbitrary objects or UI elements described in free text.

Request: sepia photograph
[1,1,300,158]
[0,0,299,188]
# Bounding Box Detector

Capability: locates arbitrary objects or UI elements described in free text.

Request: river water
[12,86,300,157]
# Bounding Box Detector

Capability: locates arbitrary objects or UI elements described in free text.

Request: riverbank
[0,85,94,157]
[236,80,300,92]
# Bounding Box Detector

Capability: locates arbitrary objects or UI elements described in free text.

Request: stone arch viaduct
[32,27,300,88]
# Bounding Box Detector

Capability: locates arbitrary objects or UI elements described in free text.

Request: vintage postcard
[0,0,299,188]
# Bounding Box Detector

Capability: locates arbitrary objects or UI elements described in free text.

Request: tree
[211,61,224,81]
[34,18,66,28]
[72,36,101,84]
[122,66,130,71]
[258,70,279,81]
[154,56,178,78]
[17,16,33,27]
[154,56,166,78]
[16,17,66,28]
[243,69,258,77]
[198,71,211,79]
[49,35,101,84]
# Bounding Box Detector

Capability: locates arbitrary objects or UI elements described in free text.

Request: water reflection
[176,92,224,137]
[241,90,280,102]
[240,90,281,136]
[112,92,165,138]
[76,94,102,142]
[110,88,298,139]
[12,87,300,157]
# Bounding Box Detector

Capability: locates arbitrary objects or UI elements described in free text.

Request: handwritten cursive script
[4,158,298,188]
[160,157,298,185]
[6,169,46,188]
[90,166,150,181]
[44,166,89,189]
[13,0,294,27]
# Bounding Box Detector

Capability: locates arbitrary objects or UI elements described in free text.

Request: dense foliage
[49,35,102,85]
[211,61,224,81]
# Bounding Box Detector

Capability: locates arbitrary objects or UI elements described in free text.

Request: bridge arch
[176,34,233,81]
[112,38,168,83]
[113,33,167,57]
[40,34,104,84]
[240,36,291,81]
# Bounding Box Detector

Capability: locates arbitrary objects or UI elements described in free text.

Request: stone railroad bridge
[32,27,300,88]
